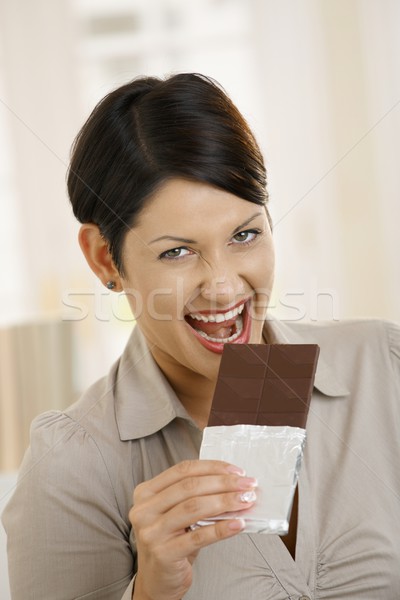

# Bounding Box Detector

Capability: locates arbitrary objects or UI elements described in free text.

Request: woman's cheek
[122,286,145,319]
[146,288,177,322]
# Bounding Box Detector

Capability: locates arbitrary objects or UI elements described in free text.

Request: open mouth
[184,299,251,352]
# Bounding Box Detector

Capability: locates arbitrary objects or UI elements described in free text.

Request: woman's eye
[232,229,261,244]
[159,247,192,260]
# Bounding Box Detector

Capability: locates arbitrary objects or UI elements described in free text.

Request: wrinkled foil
[199,424,307,534]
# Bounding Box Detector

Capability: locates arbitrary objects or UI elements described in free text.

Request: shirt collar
[114,324,194,441]
[115,316,349,441]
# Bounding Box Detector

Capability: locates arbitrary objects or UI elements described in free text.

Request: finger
[162,489,257,534]
[169,517,247,560]
[134,459,246,499]
[140,472,257,516]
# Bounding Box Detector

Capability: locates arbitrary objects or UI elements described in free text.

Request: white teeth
[223,309,235,321]
[188,302,246,323]
[195,316,243,343]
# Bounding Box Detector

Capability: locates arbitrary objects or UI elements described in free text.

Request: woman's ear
[78,224,122,291]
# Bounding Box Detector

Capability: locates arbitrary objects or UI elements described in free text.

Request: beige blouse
[2,317,400,599]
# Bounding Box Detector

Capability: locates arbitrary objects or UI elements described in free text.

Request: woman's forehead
[134,178,265,234]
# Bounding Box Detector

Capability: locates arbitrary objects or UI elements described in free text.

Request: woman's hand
[129,459,257,600]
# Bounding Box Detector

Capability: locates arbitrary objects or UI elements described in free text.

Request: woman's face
[120,178,275,382]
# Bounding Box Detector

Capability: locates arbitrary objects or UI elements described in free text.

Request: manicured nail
[228,518,246,531]
[237,477,258,490]
[240,490,257,503]
[226,465,246,476]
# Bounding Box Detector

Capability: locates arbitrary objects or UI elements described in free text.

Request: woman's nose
[200,268,245,307]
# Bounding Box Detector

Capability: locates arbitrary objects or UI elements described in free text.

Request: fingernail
[226,465,246,476]
[240,490,257,503]
[228,518,246,531]
[237,477,258,490]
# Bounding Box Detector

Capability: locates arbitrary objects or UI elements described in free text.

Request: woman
[2,73,400,600]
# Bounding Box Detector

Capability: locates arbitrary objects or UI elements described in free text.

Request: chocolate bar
[208,344,320,428]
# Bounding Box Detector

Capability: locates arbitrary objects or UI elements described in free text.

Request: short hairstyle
[67,73,270,275]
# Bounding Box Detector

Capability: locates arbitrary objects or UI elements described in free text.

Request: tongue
[186,315,237,338]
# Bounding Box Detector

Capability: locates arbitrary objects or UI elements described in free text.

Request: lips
[184,299,252,354]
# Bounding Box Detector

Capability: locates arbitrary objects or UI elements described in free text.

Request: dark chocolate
[208,344,320,428]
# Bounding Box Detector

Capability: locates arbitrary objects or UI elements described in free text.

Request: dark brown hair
[67,73,270,275]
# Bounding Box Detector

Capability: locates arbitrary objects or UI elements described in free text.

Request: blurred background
[0,0,399,540]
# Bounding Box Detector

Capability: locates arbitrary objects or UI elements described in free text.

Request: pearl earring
[106,281,116,290]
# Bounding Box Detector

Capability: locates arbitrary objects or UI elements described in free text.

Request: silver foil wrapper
[199,424,307,534]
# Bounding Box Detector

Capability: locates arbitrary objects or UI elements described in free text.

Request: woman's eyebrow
[149,211,263,245]
[149,235,197,245]
[231,211,264,235]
